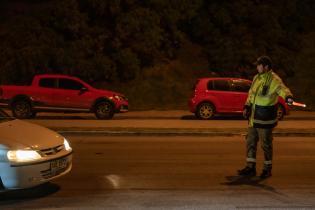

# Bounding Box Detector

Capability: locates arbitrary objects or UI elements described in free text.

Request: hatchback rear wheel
[196,102,215,120]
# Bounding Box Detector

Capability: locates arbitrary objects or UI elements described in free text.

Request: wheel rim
[96,102,112,116]
[199,104,214,119]
[15,102,30,117]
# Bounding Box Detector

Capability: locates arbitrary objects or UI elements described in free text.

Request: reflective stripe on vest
[246,158,256,162]
[253,118,278,125]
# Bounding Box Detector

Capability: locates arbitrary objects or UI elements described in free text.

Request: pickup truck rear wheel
[94,101,114,119]
[11,100,33,119]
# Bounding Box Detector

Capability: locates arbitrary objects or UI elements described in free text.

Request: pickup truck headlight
[64,138,72,151]
[110,95,126,101]
[7,150,41,162]
[114,95,123,101]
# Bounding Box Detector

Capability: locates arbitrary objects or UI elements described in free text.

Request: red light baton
[292,101,307,108]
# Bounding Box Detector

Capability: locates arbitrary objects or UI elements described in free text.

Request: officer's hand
[286,96,294,105]
[243,105,251,119]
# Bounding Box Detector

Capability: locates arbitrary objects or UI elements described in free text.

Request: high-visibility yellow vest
[245,70,292,128]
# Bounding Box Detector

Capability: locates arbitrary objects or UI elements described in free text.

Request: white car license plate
[50,157,68,172]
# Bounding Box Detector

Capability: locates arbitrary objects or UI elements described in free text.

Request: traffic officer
[238,55,294,178]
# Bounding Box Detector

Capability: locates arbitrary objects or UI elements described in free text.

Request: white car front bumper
[0,153,72,189]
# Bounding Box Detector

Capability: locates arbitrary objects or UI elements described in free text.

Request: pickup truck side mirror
[79,87,88,95]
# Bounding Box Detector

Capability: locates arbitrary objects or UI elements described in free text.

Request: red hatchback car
[188,77,289,120]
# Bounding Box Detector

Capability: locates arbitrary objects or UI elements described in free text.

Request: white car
[0,109,72,190]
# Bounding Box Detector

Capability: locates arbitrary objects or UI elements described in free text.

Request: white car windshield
[0,109,14,122]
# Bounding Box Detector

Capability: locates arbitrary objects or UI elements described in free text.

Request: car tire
[11,100,33,119]
[277,104,285,120]
[196,102,215,120]
[94,101,114,119]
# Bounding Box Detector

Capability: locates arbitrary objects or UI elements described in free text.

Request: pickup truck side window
[58,78,84,90]
[39,78,56,88]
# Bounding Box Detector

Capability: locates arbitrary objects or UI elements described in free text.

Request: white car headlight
[7,150,41,162]
[64,138,72,151]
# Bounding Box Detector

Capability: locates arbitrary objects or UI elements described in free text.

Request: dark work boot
[260,169,272,179]
[237,166,256,177]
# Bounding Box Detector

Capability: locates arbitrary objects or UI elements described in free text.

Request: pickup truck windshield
[0,109,14,122]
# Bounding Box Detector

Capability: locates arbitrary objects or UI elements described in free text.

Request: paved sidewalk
[23,110,315,136]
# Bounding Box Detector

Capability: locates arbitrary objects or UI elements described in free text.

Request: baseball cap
[254,55,272,68]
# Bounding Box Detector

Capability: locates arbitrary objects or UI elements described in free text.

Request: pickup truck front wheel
[94,101,114,119]
[11,100,33,119]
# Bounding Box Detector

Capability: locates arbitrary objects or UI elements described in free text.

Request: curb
[53,128,315,137]
[58,130,242,136]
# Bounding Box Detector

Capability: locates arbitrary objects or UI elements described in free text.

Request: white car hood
[0,119,64,150]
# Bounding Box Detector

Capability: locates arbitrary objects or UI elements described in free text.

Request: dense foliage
[0,0,314,109]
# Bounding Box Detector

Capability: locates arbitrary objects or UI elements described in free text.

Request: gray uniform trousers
[246,127,273,170]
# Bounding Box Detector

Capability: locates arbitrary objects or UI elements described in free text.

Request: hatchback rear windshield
[193,79,201,90]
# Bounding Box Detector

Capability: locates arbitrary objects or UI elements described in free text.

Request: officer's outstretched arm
[274,76,293,101]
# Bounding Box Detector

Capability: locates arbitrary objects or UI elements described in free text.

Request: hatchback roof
[198,77,251,81]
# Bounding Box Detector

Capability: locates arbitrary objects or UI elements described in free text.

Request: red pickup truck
[0,74,128,119]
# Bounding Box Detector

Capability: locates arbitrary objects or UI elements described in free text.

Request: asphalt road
[23,110,315,136]
[1,135,315,210]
